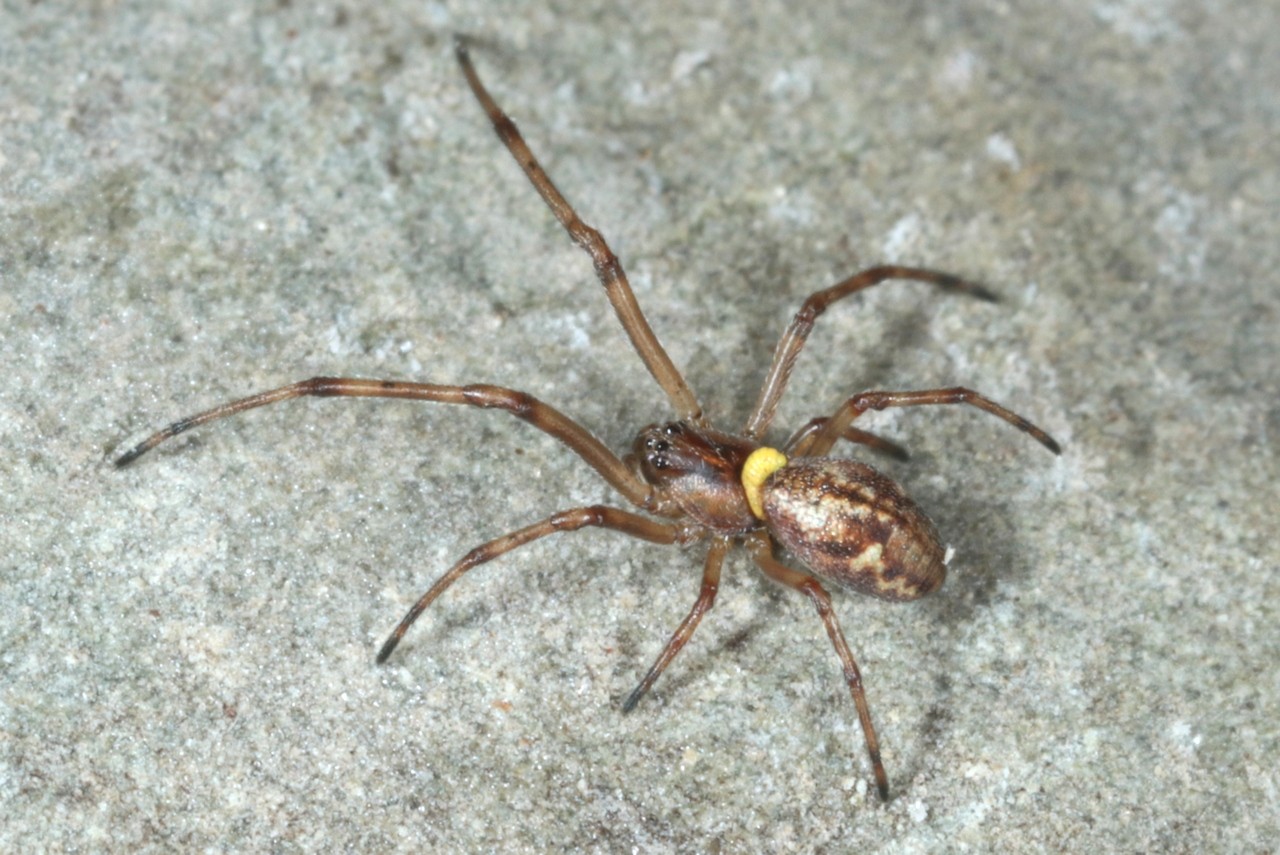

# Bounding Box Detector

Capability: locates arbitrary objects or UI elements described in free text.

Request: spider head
[632,422,761,533]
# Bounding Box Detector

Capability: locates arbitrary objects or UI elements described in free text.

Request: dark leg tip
[881,442,911,462]
[969,283,1000,302]
[620,688,643,714]
[114,446,145,468]
[933,271,999,302]
[375,637,399,665]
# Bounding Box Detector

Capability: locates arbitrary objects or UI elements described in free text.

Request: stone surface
[3,1,1276,851]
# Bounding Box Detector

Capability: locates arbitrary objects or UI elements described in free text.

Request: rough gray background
[3,0,1276,852]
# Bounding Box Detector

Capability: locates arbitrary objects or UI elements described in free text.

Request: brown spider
[116,40,1061,801]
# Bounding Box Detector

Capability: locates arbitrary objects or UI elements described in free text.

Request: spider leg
[620,537,729,713]
[745,531,890,801]
[114,376,655,507]
[806,386,1062,459]
[377,505,684,663]
[744,266,997,438]
[454,39,705,424]
[783,418,910,461]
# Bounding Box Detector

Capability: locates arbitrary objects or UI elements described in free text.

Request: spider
[116,39,1061,801]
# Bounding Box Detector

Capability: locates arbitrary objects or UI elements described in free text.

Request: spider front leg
[377,506,684,663]
[745,531,889,801]
[114,376,654,507]
[806,386,1062,459]
[455,40,704,423]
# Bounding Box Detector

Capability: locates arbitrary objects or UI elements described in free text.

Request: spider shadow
[893,484,1046,794]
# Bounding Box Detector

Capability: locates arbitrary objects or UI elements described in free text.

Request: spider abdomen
[762,458,946,601]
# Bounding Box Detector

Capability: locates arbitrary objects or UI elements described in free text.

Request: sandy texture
[3,1,1276,851]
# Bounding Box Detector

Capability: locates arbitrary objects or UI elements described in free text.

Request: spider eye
[644,434,670,452]
[663,424,683,436]
[652,457,669,470]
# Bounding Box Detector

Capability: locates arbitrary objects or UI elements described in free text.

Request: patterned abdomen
[762,458,946,601]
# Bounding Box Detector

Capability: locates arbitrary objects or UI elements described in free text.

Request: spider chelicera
[116,40,1061,801]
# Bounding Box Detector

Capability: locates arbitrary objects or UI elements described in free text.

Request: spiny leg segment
[455,39,704,424]
[782,419,910,461]
[114,377,654,508]
[621,536,729,713]
[745,531,889,801]
[377,506,683,663]
[804,386,1062,459]
[745,266,997,439]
